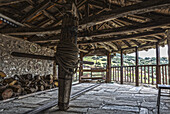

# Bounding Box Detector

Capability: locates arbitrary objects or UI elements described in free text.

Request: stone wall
[0,34,55,77]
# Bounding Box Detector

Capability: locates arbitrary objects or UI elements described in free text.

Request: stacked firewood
[0,74,58,100]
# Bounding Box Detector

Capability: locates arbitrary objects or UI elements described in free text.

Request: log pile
[0,73,58,100]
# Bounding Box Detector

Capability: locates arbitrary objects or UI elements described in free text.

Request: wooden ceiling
[0,0,170,55]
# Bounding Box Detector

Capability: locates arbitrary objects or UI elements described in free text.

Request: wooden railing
[112,64,169,85]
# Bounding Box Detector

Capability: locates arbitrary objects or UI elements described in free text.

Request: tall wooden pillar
[120,50,123,84]
[79,53,83,83]
[58,2,78,111]
[156,42,161,86]
[135,47,139,86]
[166,30,170,85]
[106,53,111,83]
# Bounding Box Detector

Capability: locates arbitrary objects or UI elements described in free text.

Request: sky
[128,45,168,58]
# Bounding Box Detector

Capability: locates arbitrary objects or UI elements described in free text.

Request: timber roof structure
[0,0,170,55]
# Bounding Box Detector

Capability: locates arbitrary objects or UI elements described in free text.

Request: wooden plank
[79,0,170,28]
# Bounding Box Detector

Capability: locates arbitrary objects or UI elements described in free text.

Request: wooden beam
[43,10,57,21]
[123,40,131,47]
[79,0,170,28]
[0,13,25,27]
[78,29,165,44]
[131,40,141,46]
[11,52,55,61]
[104,42,118,51]
[28,35,60,42]
[0,26,61,35]
[0,0,27,6]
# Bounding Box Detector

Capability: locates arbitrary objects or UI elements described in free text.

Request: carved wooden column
[166,30,170,85]
[135,47,139,86]
[79,53,83,83]
[58,2,78,111]
[156,42,161,87]
[106,52,111,83]
[120,49,123,84]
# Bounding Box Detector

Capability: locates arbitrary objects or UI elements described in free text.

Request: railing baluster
[144,66,146,84]
[127,67,128,82]
[148,66,150,84]
[132,67,134,83]
[162,65,164,84]
[130,67,132,82]
[165,65,167,84]
[141,66,142,83]
[152,66,154,85]
[113,68,114,81]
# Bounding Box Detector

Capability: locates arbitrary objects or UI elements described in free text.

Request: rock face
[0,34,54,77]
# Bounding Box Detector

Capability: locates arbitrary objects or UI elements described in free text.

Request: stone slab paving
[44,83,170,114]
[0,83,95,114]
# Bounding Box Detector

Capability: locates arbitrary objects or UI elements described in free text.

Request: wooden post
[106,52,111,83]
[135,47,139,86]
[79,53,83,83]
[156,42,161,87]
[58,2,79,111]
[53,61,57,80]
[120,49,123,84]
[166,30,170,85]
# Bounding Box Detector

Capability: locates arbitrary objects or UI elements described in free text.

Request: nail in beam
[58,5,78,111]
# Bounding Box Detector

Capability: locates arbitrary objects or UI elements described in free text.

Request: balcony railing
[112,64,169,85]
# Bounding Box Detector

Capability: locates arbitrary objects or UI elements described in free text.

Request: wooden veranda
[0,0,170,111]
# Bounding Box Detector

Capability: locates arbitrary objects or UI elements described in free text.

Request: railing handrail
[111,64,168,68]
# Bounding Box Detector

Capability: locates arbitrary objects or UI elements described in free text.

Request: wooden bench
[157,84,170,114]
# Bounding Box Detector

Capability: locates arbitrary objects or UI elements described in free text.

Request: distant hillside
[83,54,168,68]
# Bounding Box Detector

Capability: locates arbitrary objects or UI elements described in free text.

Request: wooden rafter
[78,29,165,44]
[79,17,170,38]
[79,0,170,28]
[0,0,27,6]
[21,0,53,23]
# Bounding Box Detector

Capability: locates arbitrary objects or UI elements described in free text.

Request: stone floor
[0,83,170,114]
[44,83,170,114]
